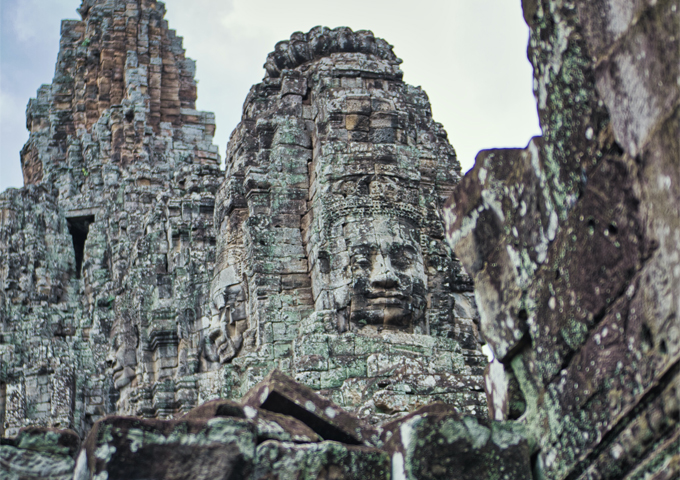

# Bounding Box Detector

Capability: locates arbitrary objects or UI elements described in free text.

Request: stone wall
[1,370,533,480]
[3,0,677,477]
[444,0,679,478]
[1,0,486,438]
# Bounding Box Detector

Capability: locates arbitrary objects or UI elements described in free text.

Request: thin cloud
[0,0,540,192]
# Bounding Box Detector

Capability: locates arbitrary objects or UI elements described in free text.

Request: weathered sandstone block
[444,0,680,478]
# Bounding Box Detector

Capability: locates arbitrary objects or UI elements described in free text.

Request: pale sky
[0,0,541,192]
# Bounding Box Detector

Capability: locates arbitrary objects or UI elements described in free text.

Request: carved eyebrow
[388,244,418,256]
[353,256,371,266]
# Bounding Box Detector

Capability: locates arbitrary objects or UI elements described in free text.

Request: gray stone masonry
[1,0,221,437]
[1,1,486,438]
[207,26,487,424]
[445,0,680,478]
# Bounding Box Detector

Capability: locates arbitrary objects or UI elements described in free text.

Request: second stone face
[208,26,487,422]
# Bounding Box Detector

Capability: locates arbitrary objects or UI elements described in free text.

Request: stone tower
[209,27,487,422]
[0,2,487,437]
[0,0,221,436]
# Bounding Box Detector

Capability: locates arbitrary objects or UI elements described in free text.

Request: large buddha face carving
[108,329,138,390]
[323,216,427,332]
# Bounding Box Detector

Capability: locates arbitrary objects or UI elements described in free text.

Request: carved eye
[390,245,417,270]
[353,254,370,269]
[351,246,372,269]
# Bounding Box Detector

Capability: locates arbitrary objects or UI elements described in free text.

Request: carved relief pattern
[0,0,221,435]
[211,28,487,421]
[0,4,486,435]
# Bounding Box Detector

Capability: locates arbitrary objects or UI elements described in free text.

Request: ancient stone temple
[2,0,678,478]
[1,0,222,436]
[0,0,486,440]
[206,27,486,420]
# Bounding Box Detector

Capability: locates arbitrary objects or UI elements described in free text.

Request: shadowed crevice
[67,215,94,279]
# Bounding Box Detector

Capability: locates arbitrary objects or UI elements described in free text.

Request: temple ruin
[0,0,677,478]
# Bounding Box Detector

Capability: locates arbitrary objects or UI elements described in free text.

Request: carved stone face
[108,334,137,390]
[326,216,427,331]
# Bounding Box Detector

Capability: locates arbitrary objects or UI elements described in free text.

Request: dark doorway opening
[67,215,95,279]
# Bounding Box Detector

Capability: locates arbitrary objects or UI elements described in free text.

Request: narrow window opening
[199,204,214,216]
[67,215,95,279]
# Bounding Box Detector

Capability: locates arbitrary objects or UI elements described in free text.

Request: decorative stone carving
[0,0,221,435]
[262,27,400,79]
[210,27,487,421]
[2,0,678,478]
[1,1,485,436]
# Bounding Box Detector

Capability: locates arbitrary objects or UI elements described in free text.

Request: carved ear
[357,175,372,196]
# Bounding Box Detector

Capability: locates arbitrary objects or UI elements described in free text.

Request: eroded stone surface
[383,403,531,480]
[1,0,221,436]
[79,416,257,479]
[242,369,379,446]
[181,396,322,443]
[444,0,680,478]
[3,0,677,478]
[208,26,486,422]
[253,440,391,480]
[1,3,487,438]
[1,373,494,479]
[0,427,79,479]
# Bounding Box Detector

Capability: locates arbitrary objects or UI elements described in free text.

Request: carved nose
[370,257,399,289]
[371,272,399,289]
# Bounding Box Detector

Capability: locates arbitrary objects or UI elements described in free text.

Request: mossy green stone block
[295,341,330,358]
[329,335,355,355]
[354,336,384,355]
[318,369,347,389]
[253,440,390,480]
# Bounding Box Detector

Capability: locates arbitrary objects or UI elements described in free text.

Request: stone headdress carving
[210,27,485,418]
[263,27,401,79]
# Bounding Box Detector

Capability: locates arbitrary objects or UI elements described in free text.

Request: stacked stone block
[445,0,680,478]
[2,2,485,436]
[1,0,221,436]
[209,27,487,423]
